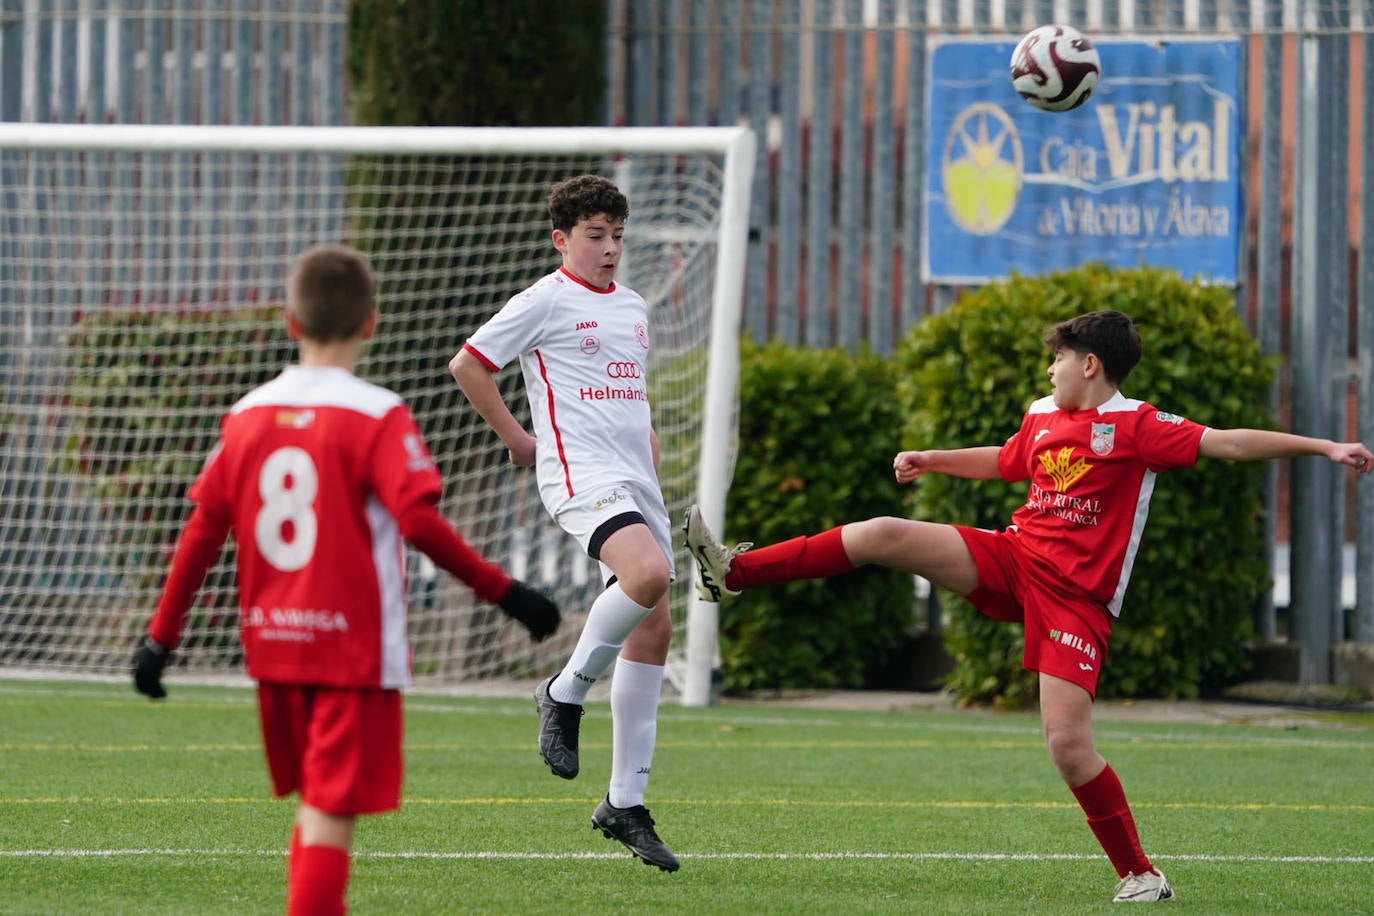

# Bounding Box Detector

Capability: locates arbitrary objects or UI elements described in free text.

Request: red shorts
[954,526,1112,696]
[256,683,404,816]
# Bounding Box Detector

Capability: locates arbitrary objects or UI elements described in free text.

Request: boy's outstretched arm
[134,505,233,699]
[1199,428,1373,471]
[398,503,560,642]
[450,347,537,467]
[894,446,1003,484]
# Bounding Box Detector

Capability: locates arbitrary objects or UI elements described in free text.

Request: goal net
[0,124,752,705]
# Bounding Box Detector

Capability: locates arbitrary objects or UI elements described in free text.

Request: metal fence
[603,0,1374,680]
[0,0,1369,682]
[0,1,347,126]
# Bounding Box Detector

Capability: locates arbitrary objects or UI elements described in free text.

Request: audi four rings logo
[606,362,643,379]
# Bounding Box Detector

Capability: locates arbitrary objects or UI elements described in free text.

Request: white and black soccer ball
[1010,25,1100,112]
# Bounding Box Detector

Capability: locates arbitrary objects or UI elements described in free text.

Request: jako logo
[606,361,642,379]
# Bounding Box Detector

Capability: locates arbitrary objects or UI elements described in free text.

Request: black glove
[132,635,172,699]
[498,580,560,642]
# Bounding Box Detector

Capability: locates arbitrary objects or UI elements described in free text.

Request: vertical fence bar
[836,0,864,349]
[321,0,345,239]
[1289,25,1339,683]
[867,0,896,353]
[657,0,677,127]
[56,0,76,120]
[83,0,108,311]
[775,0,802,343]
[143,1,164,123]
[686,0,707,125]
[929,1,955,318]
[806,0,834,346]
[143,4,167,302]
[0,3,19,600]
[718,0,740,126]
[86,0,108,123]
[112,1,135,299]
[114,0,133,121]
[745,0,771,340]
[320,0,343,126]
[628,0,652,124]
[202,0,225,295]
[1253,0,1283,641]
[0,0,21,121]
[603,0,620,124]
[53,0,75,356]
[260,4,282,296]
[290,5,310,255]
[171,2,193,301]
[1322,16,1351,644]
[1359,7,1374,644]
[231,1,253,303]
[33,4,52,121]
[172,2,191,122]
[902,0,926,332]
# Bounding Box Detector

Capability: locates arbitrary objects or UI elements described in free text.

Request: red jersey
[997,393,1207,615]
[174,366,442,688]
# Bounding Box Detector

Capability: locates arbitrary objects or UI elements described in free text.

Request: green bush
[719,339,915,692]
[347,0,604,128]
[893,265,1276,705]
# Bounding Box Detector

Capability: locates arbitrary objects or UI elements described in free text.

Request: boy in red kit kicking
[685,309,1373,904]
[132,244,560,916]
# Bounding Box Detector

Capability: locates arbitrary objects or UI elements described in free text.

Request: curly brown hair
[546,174,629,233]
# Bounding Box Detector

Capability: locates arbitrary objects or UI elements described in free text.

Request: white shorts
[553,480,676,586]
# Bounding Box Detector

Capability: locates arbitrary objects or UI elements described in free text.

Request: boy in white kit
[449,174,679,872]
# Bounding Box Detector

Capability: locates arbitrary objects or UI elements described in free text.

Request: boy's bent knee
[617,568,671,608]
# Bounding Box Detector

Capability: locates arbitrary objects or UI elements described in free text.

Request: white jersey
[463,267,657,516]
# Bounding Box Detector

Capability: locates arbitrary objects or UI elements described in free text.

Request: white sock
[607,657,664,809]
[550,583,653,705]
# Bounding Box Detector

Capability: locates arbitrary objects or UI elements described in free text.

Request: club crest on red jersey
[403,434,433,472]
[1090,422,1116,456]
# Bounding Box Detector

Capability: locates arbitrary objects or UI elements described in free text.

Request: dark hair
[1043,309,1142,385]
[546,174,629,233]
[286,244,376,342]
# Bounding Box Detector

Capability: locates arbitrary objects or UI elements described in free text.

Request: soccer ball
[1010,25,1100,112]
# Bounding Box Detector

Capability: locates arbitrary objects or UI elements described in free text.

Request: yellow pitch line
[5,737,1371,753]
[1,796,1369,813]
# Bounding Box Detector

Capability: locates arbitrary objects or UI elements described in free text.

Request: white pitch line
[1,849,1372,865]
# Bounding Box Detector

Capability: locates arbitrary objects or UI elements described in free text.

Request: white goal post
[0,123,753,707]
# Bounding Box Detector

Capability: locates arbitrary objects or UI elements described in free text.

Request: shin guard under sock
[729,527,855,591]
[1070,764,1154,878]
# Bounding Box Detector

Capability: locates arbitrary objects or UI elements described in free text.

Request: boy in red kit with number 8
[686,309,1373,904]
[133,244,560,916]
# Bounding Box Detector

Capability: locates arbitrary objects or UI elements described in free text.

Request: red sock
[1070,764,1154,878]
[728,527,856,591]
[287,825,302,883]
[287,844,351,916]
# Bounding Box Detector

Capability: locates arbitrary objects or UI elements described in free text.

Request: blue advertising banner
[924,38,1243,284]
